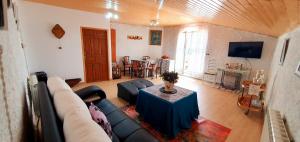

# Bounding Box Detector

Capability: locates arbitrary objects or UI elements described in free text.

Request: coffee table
[136,84,199,138]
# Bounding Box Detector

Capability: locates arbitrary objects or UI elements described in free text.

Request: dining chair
[131,60,144,78]
[142,56,150,60]
[122,56,131,76]
[142,60,151,77]
[147,62,158,79]
[156,59,162,75]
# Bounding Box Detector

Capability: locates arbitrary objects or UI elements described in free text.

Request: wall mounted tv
[228,42,263,59]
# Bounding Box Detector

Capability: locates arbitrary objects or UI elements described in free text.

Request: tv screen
[228,42,263,59]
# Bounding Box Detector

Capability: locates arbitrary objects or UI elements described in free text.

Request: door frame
[80,27,110,82]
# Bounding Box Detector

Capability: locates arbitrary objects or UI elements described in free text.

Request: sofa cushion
[124,129,158,142]
[47,77,72,96]
[89,103,112,139]
[112,132,120,142]
[63,110,112,142]
[113,119,141,141]
[106,110,127,127]
[53,90,91,121]
[96,99,118,115]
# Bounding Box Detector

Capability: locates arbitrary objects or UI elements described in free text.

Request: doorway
[175,29,208,78]
[81,27,109,82]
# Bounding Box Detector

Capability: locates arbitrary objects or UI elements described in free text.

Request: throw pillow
[47,76,72,96]
[89,103,112,139]
[53,90,91,121]
[64,110,112,142]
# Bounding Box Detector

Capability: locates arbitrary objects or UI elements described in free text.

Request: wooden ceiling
[27,0,300,37]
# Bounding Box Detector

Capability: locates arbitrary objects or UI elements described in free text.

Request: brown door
[111,29,117,62]
[82,28,109,82]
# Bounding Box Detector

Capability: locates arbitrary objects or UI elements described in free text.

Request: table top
[141,84,195,103]
[217,68,250,74]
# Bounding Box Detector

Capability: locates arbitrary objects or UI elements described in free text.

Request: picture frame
[149,30,162,45]
[279,38,290,65]
[295,61,300,77]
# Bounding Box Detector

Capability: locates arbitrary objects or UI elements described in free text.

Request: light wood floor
[73,76,264,142]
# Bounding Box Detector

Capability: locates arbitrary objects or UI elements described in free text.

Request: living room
[0,0,299,142]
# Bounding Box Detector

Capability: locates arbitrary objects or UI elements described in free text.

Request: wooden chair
[142,56,150,60]
[122,56,131,76]
[147,62,158,79]
[156,59,162,75]
[131,60,144,78]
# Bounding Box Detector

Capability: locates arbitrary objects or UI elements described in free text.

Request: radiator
[267,109,290,142]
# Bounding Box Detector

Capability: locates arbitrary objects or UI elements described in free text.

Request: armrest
[74,85,106,100]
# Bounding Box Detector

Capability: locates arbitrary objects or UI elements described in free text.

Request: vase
[164,81,174,92]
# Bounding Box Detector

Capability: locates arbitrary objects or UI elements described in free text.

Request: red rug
[122,106,231,142]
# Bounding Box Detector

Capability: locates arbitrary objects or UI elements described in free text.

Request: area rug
[122,105,231,142]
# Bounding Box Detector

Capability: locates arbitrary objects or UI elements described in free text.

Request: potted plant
[161,71,179,92]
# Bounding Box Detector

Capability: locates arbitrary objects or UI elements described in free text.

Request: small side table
[237,80,266,115]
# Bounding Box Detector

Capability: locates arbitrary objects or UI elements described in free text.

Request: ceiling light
[105,0,119,11]
[105,12,119,20]
[106,2,112,9]
[150,20,159,26]
[113,14,119,20]
[113,5,118,11]
[105,12,113,19]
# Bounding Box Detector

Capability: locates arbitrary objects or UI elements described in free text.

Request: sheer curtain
[175,27,208,78]
[175,32,185,74]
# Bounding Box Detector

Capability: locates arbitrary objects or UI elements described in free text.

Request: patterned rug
[122,106,231,142]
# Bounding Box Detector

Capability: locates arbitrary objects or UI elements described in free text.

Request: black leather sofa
[37,82,158,142]
[117,79,154,104]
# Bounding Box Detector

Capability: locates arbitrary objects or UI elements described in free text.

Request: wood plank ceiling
[27,0,300,37]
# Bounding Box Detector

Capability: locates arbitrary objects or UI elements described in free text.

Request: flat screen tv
[228,42,263,59]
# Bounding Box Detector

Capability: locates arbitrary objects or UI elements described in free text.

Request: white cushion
[47,77,72,96]
[53,90,91,121]
[64,110,112,142]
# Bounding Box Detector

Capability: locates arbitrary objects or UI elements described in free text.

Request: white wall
[260,26,300,142]
[163,24,278,78]
[111,23,163,63]
[0,0,28,141]
[18,1,111,80]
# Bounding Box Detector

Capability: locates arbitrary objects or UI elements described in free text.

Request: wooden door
[111,29,116,62]
[82,28,109,82]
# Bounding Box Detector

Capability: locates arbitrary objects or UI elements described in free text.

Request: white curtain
[175,32,185,74]
[175,27,208,78]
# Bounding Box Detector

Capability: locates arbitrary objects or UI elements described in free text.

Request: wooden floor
[73,75,264,142]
